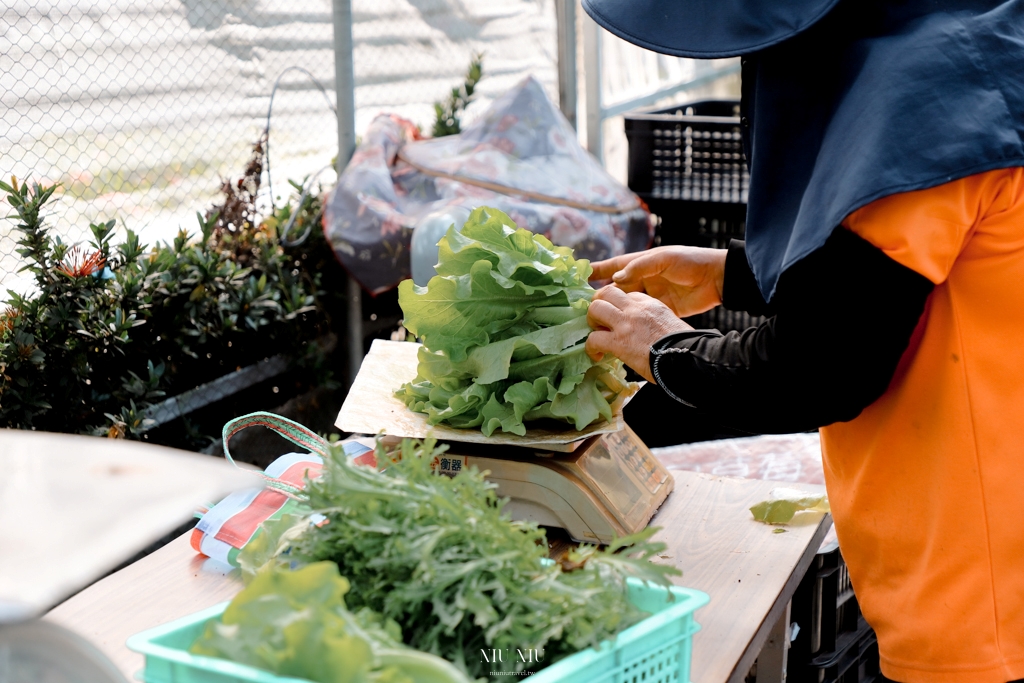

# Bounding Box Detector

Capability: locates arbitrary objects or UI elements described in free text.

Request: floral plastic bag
[323,76,653,294]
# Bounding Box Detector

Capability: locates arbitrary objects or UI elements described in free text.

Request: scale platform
[338,340,674,544]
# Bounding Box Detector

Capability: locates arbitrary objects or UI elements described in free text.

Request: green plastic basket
[126,579,708,683]
[530,580,708,683]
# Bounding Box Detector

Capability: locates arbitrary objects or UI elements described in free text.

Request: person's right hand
[590,246,728,318]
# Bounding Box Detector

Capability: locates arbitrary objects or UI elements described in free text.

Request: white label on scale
[429,453,467,476]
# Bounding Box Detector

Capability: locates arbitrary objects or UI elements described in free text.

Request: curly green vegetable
[239,437,679,681]
[395,207,634,436]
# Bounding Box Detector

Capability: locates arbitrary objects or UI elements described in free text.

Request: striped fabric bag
[190,412,376,567]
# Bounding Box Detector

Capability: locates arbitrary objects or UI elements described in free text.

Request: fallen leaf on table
[750,487,830,525]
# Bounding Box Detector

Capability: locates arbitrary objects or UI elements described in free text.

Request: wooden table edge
[726,512,833,683]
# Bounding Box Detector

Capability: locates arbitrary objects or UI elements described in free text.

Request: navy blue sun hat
[585,0,1024,299]
[582,0,842,58]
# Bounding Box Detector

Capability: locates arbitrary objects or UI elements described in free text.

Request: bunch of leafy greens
[190,561,470,683]
[395,207,634,436]
[0,172,328,442]
[238,438,680,681]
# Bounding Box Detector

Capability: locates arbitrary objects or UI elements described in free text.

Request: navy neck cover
[585,0,1024,299]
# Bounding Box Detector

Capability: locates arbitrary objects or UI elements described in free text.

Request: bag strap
[221,411,331,498]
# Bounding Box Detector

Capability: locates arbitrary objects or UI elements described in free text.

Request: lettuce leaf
[396,207,633,436]
[189,562,469,683]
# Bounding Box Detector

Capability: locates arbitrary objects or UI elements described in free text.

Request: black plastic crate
[626,99,747,204]
[810,618,880,683]
[816,549,862,655]
[625,99,762,333]
[788,548,880,683]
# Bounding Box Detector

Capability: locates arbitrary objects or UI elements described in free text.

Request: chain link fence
[1,0,558,293]
[2,0,742,451]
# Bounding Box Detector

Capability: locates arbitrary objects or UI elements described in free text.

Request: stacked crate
[625,99,762,333]
[788,548,881,683]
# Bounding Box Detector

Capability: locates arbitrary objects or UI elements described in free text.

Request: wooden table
[47,469,829,683]
[650,472,829,683]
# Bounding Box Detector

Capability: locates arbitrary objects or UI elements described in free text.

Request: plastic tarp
[323,76,653,294]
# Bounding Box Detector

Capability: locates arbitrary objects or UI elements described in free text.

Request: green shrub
[431,54,484,138]
[0,173,328,439]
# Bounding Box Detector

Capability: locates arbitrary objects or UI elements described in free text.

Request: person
[581,1,1024,682]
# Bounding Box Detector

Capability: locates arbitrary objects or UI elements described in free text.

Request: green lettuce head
[396,207,634,436]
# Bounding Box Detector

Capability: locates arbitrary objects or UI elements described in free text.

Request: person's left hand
[586,285,693,382]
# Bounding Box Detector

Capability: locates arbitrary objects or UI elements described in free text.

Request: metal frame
[580,11,741,161]
[332,0,364,389]
[582,6,603,157]
[556,0,578,129]
[756,601,793,683]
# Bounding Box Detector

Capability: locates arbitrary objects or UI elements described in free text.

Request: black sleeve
[648,228,934,434]
[721,239,776,317]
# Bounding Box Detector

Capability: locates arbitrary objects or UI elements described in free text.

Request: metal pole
[582,11,603,161]
[556,0,578,129]
[333,0,356,166]
[332,0,363,388]
[755,601,792,683]
[345,276,362,386]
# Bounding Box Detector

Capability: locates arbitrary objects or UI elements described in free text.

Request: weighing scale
[0,430,251,682]
[337,340,675,544]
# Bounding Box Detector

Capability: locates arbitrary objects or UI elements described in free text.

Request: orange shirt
[821,168,1024,683]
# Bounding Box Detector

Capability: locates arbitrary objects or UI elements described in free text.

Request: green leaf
[480,392,523,436]
[436,207,591,287]
[190,562,465,683]
[399,260,584,363]
[549,366,612,430]
[453,315,591,385]
[376,649,476,683]
[503,378,550,422]
[750,488,831,525]
[237,511,315,579]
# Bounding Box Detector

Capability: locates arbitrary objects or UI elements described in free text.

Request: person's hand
[586,285,692,382]
[590,246,727,318]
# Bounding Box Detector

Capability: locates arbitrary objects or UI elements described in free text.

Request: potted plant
[0,149,332,444]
